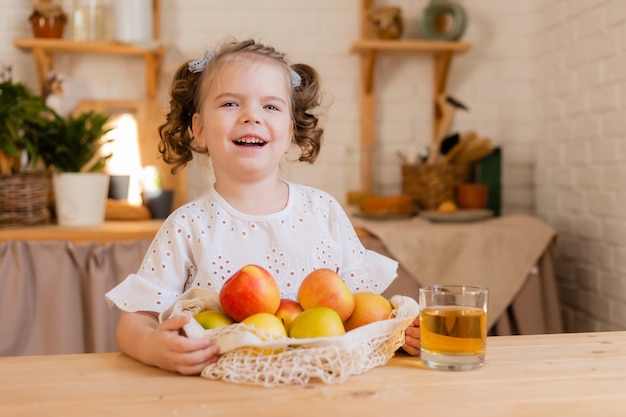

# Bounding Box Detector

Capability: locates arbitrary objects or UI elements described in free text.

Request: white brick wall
[1,0,530,206]
[2,0,625,331]
[534,0,626,331]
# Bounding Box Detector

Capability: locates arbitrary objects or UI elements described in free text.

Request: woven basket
[401,163,469,209]
[0,172,52,228]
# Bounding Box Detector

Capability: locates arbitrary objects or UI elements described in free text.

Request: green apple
[288,307,346,338]
[194,310,234,330]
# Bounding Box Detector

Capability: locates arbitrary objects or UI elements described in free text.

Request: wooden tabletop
[0,220,162,244]
[1,331,625,417]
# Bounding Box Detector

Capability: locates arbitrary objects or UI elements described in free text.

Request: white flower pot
[53,172,110,227]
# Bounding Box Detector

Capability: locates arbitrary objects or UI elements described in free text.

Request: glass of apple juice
[418,285,488,371]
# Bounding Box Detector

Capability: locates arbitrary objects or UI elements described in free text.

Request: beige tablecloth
[0,239,150,356]
[354,214,563,335]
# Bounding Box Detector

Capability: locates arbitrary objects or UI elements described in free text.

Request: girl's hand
[145,314,220,375]
[402,317,421,356]
[117,311,221,376]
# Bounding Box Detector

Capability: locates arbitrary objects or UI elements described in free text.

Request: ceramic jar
[29,2,67,38]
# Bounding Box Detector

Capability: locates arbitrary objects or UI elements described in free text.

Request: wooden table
[2,331,625,417]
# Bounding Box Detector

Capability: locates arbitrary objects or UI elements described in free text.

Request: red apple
[343,292,393,331]
[297,268,355,321]
[219,264,281,322]
[274,299,304,331]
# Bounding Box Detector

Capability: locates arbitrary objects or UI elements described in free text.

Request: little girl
[106,38,420,374]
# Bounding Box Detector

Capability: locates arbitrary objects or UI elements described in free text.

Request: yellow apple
[219,264,281,322]
[288,307,346,338]
[241,312,288,355]
[274,299,303,331]
[241,312,288,339]
[194,310,234,329]
[343,292,393,332]
[297,268,355,321]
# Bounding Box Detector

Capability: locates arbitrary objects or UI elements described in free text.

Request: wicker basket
[401,163,469,210]
[0,172,52,228]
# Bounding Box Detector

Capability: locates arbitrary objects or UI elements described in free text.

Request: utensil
[442,130,477,164]
[440,132,460,154]
[427,95,469,165]
[454,136,492,165]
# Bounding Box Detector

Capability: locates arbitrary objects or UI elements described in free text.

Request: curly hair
[158,39,324,174]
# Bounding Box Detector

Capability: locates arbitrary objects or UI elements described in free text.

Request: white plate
[420,208,494,223]
[354,211,417,221]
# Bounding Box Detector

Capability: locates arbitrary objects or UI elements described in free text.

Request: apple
[289,307,346,338]
[343,292,393,332]
[242,312,288,355]
[274,299,303,331]
[219,264,281,322]
[194,310,234,329]
[297,268,355,321]
[241,313,288,338]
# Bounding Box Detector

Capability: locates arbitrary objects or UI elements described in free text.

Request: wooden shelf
[0,220,162,244]
[351,39,472,53]
[350,1,472,192]
[13,38,165,99]
[13,38,164,55]
[349,39,471,96]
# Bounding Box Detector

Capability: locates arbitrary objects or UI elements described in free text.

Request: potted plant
[0,66,56,227]
[36,110,113,173]
[35,109,114,226]
[0,66,52,174]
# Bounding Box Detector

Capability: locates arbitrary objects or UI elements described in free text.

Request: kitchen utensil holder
[401,163,469,209]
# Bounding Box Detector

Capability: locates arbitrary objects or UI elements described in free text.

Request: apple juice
[420,306,486,356]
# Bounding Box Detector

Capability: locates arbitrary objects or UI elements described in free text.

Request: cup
[456,183,488,209]
[107,175,130,200]
[418,285,488,371]
[144,189,174,219]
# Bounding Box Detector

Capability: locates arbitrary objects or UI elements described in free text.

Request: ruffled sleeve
[105,273,182,314]
[105,212,196,313]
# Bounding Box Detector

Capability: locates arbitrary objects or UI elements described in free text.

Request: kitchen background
[2,0,625,333]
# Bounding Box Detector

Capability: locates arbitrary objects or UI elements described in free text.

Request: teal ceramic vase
[419,0,467,41]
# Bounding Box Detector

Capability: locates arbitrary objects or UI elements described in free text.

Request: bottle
[113,0,153,44]
[72,0,108,41]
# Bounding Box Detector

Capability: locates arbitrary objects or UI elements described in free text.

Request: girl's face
[192,57,293,184]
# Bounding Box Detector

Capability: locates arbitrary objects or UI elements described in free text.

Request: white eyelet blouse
[105,181,398,313]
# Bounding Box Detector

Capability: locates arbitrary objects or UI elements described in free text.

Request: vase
[367,6,404,40]
[53,172,110,227]
[419,0,467,41]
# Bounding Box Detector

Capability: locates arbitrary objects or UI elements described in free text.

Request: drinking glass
[419,285,488,371]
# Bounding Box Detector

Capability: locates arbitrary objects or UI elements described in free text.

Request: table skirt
[0,239,150,356]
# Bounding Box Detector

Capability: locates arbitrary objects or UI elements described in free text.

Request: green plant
[36,110,114,173]
[0,66,53,175]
